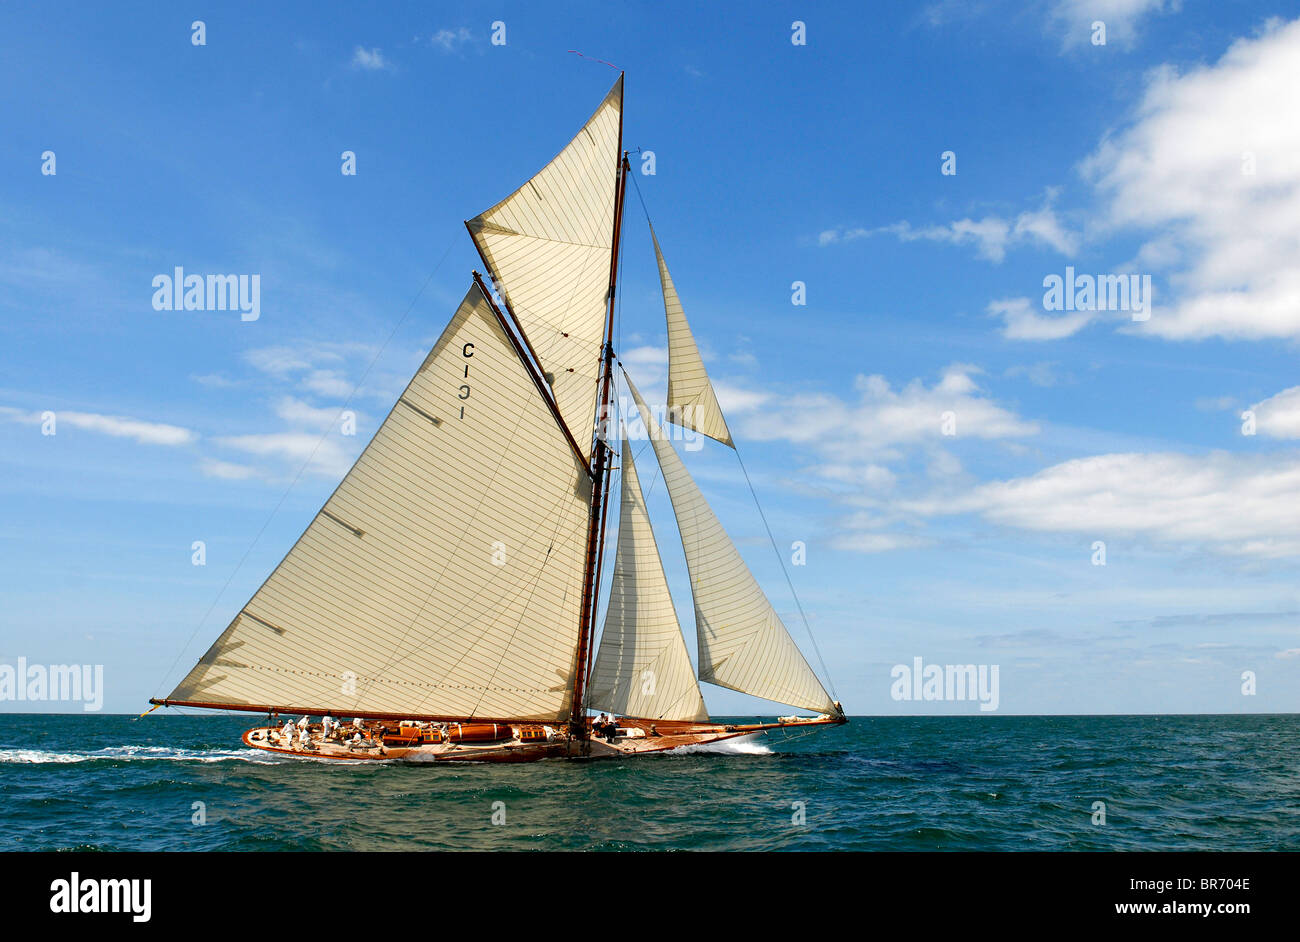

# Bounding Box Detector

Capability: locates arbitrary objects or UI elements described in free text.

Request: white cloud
[1004,361,1064,387]
[275,396,348,431]
[711,381,771,415]
[1053,0,1179,48]
[991,296,1097,340]
[821,192,1078,262]
[830,531,930,553]
[215,432,355,478]
[351,47,392,71]
[242,342,387,400]
[431,28,473,51]
[199,458,258,480]
[301,370,354,398]
[905,450,1300,558]
[0,405,195,446]
[1082,17,1300,340]
[739,363,1038,464]
[1249,386,1300,438]
[618,345,669,391]
[243,346,323,377]
[191,373,239,389]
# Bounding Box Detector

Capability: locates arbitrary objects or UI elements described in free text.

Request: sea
[1,713,1296,852]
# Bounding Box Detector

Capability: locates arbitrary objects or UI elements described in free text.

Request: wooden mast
[569,76,629,740]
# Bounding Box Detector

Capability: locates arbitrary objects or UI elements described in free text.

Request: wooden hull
[242,715,846,763]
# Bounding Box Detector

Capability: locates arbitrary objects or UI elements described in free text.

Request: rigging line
[152,237,459,700]
[566,50,621,72]
[627,164,653,230]
[731,443,838,702]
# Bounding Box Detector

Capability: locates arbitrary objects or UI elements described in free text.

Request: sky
[2,0,1300,716]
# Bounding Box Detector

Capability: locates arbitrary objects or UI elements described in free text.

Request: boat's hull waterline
[241,715,847,763]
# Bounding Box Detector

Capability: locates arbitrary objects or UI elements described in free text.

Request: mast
[569,89,630,736]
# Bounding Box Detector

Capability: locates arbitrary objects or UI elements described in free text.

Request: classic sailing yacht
[149,76,846,762]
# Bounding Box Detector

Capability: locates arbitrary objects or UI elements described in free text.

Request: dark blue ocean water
[1,713,1296,851]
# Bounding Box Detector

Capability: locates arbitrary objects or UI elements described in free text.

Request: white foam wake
[665,734,773,756]
[0,745,280,765]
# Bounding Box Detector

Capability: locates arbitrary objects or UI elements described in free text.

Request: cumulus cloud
[211,347,379,477]
[731,364,1037,524]
[1082,17,1300,340]
[741,364,1037,461]
[904,450,1300,558]
[1249,386,1300,438]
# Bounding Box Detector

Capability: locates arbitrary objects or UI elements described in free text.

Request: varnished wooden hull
[241,715,846,763]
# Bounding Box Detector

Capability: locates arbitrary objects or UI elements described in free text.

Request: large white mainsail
[624,374,837,715]
[467,76,624,459]
[166,283,593,721]
[589,435,708,723]
[651,225,733,448]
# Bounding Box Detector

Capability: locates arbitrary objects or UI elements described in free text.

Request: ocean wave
[0,745,281,765]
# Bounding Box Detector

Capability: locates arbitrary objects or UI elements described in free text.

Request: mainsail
[625,374,838,715]
[165,282,593,721]
[467,76,624,459]
[589,436,708,722]
[651,225,733,447]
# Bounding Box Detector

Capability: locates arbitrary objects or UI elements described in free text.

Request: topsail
[652,225,734,448]
[467,77,624,458]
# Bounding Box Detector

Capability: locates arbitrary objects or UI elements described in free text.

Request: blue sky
[3,0,1300,715]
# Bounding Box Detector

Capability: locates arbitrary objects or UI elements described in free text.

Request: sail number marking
[460,342,474,419]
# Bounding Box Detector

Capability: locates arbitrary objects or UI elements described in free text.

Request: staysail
[625,373,837,714]
[467,76,624,459]
[589,435,708,722]
[165,282,593,721]
[652,225,733,447]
